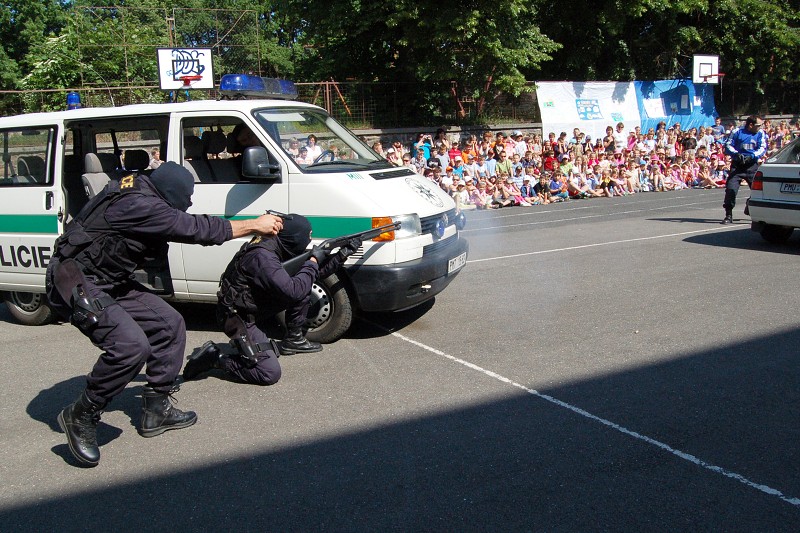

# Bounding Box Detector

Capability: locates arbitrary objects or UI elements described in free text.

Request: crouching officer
[182,214,360,384]
[46,162,283,466]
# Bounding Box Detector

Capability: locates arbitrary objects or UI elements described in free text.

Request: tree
[286,0,559,119]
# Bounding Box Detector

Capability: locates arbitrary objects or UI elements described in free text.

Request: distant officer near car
[46,162,283,467]
[182,213,361,385]
[722,115,767,224]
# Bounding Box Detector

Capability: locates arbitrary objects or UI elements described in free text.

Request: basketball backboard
[692,54,721,84]
[157,48,215,90]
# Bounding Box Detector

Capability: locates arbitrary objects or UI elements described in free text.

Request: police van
[0,75,468,342]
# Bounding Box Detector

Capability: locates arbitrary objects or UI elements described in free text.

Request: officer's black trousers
[723,162,757,213]
[221,314,282,386]
[48,275,186,405]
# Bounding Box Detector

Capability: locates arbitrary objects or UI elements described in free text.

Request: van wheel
[304,273,353,344]
[760,224,793,244]
[4,292,57,326]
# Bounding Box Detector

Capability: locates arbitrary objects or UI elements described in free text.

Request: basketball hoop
[179,75,203,88]
[700,72,725,85]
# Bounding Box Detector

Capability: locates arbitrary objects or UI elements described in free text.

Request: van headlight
[392,214,421,238]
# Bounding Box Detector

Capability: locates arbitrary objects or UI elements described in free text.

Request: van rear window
[0,127,55,186]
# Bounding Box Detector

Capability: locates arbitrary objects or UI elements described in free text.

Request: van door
[0,126,62,292]
[174,113,289,300]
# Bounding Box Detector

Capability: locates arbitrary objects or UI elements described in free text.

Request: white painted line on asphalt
[467,226,743,265]
[466,194,716,222]
[462,200,720,233]
[388,329,800,507]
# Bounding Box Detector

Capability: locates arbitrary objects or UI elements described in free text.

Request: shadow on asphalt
[14,326,800,530]
[681,226,800,254]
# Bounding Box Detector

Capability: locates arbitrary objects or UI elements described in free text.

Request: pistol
[266,210,293,220]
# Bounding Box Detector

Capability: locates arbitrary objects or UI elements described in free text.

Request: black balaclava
[148,161,195,212]
[277,214,312,259]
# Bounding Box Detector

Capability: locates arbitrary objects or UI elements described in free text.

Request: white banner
[535,81,641,143]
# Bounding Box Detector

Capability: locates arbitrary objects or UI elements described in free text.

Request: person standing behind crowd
[48,163,283,467]
[722,115,766,224]
[306,134,322,161]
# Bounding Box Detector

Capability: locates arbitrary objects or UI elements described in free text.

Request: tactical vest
[217,237,273,316]
[53,173,166,284]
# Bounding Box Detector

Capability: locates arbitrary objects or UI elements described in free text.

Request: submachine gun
[265,211,401,276]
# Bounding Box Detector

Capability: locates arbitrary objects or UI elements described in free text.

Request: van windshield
[253,107,393,172]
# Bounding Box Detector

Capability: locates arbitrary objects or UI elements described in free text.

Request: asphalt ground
[1,188,799,531]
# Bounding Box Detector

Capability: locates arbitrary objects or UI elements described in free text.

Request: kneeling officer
[183,214,360,385]
[47,162,283,466]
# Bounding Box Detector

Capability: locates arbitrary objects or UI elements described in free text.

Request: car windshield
[253,108,392,172]
[765,136,800,164]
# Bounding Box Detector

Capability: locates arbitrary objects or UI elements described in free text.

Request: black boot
[279,328,323,355]
[57,390,104,467]
[139,385,197,438]
[183,341,223,381]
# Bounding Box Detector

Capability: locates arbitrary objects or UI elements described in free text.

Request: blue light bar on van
[66,91,81,110]
[219,74,298,100]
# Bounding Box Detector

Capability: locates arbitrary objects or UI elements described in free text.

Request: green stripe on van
[220,214,373,239]
[0,214,59,234]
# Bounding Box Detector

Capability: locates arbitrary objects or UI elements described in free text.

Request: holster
[224,312,276,368]
[52,258,115,332]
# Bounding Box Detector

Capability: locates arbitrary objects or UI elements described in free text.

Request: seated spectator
[534,174,556,204]
[638,161,653,191]
[549,171,570,201]
[519,175,540,204]
[712,158,728,186]
[452,179,476,211]
[371,141,385,157]
[470,180,496,209]
[695,160,719,188]
[597,168,614,197]
[295,146,313,165]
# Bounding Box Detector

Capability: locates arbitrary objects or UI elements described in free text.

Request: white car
[748,136,800,243]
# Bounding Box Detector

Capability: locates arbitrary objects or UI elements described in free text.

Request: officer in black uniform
[182,214,360,384]
[46,162,283,467]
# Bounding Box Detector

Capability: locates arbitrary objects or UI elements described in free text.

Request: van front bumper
[345,235,469,313]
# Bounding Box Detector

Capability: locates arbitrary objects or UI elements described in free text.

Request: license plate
[448,252,467,274]
[780,182,800,193]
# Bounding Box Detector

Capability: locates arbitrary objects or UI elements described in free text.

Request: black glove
[310,245,329,264]
[741,154,756,167]
[337,237,362,260]
[731,153,745,166]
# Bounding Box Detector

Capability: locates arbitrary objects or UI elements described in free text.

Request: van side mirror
[242,146,280,179]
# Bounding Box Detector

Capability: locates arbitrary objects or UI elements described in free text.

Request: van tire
[760,224,793,244]
[303,273,353,344]
[4,292,57,326]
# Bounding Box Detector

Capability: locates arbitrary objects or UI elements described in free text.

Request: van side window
[0,127,55,186]
[181,118,281,183]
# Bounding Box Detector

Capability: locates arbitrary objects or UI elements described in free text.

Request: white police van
[0,75,468,342]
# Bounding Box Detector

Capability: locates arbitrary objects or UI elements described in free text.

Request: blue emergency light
[218,74,298,100]
[66,91,81,110]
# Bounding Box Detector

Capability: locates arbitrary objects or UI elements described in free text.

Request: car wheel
[4,292,57,326]
[303,273,353,344]
[760,224,794,244]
